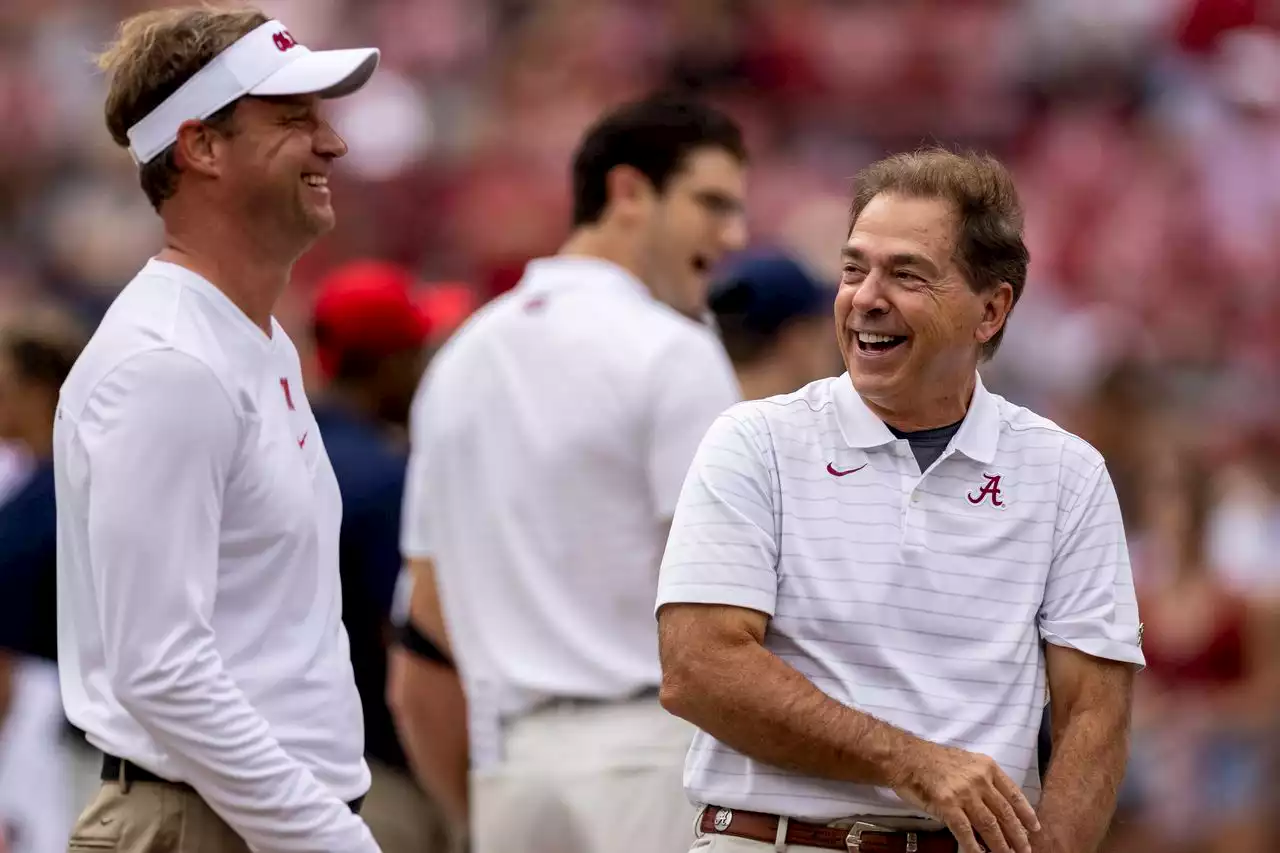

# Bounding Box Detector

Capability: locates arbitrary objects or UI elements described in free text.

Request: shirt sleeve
[646,329,742,521]
[656,408,778,617]
[79,349,380,853]
[1039,458,1145,668]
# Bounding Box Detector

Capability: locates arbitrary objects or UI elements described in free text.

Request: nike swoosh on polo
[298,432,308,449]
[826,462,867,477]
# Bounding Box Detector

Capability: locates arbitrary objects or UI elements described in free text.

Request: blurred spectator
[309,260,466,853]
[1206,428,1280,596]
[0,443,30,507]
[0,308,85,662]
[0,306,87,853]
[1112,444,1280,853]
[708,248,840,399]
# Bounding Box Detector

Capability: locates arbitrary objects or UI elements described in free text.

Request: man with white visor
[56,7,382,852]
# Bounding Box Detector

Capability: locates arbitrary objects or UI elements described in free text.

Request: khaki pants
[471,697,696,853]
[66,782,249,853]
[363,758,459,853]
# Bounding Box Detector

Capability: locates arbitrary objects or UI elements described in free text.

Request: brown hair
[0,307,88,393]
[96,5,269,212]
[849,148,1029,360]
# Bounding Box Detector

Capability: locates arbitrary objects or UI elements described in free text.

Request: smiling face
[835,192,1013,427]
[215,94,349,247]
[644,146,748,320]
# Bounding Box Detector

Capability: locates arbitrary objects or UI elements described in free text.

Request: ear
[603,164,654,223]
[172,119,225,178]
[975,281,1015,345]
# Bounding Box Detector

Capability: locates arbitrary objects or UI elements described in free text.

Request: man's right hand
[890,742,1040,853]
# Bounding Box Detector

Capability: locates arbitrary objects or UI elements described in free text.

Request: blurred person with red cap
[393,92,748,853]
[53,6,386,852]
[309,259,466,853]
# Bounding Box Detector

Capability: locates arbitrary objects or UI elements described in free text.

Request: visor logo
[272,30,299,52]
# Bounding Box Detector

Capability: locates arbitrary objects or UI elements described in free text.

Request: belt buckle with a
[847,821,918,852]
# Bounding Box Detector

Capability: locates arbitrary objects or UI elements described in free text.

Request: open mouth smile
[854,331,908,354]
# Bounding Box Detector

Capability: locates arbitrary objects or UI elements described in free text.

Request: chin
[845,355,899,396]
[302,207,336,237]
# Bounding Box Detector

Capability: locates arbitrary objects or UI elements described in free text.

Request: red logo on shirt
[967,473,1005,507]
[272,30,299,52]
[298,431,308,449]
[280,378,296,411]
[826,462,867,477]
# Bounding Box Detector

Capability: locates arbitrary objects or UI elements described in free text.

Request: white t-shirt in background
[401,255,740,768]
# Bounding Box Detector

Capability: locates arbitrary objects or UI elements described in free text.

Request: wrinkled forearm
[1032,706,1130,853]
[661,633,926,787]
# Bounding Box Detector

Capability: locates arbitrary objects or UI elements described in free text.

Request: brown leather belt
[699,806,959,852]
[101,755,366,815]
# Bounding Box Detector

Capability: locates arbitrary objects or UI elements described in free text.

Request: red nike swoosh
[298,432,308,449]
[827,462,867,477]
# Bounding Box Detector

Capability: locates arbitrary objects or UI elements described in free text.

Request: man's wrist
[866,724,928,789]
[1030,832,1059,853]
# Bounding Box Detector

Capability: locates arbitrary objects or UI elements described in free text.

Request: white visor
[126,20,379,165]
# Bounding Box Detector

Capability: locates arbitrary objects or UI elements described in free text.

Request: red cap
[312,260,432,378]
[418,281,478,343]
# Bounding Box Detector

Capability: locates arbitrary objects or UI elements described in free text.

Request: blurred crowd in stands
[0,0,1278,851]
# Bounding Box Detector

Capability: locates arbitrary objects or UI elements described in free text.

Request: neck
[862,371,976,432]
[159,200,300,335]
[735,359,797,402]
[558,225,647,289]
[18,416,53,462]
[322,382,381,422]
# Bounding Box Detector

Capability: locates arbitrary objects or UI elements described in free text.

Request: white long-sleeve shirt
[54,259,378,853]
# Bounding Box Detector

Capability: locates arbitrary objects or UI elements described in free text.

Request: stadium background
[0,0,1277,851]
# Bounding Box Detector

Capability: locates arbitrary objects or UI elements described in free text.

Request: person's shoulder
[315,410,405,476]
[65,264,237,401]
[991,393,1106,474]
[743,376,841,425]
[62,343,238,432]
[717,376,843,444]
[420,289,517,371]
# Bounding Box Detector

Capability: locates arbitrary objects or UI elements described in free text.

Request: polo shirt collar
[833,372,1000,465]
[521,255,651,301]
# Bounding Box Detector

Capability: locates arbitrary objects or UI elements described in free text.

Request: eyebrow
[695,190,745,214]
[841,245,939,274]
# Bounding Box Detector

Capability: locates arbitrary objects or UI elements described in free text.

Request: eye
[841,264,866,280]
[894,270,924,283]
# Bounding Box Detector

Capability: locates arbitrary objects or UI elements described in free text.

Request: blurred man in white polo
[393,94,747,853]
[55,7,382,852]
[658,149,1144,853]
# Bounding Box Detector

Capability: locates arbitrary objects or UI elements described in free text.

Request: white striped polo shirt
[656,372,1144,823]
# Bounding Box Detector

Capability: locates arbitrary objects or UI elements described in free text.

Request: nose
[721,211,748,253]
[849,269,891,316]
[314,119,348,159]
